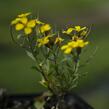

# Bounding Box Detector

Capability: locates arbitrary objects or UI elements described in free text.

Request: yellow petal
[40,24,51,33]
[76,39,84,47]
[24,27,32,35]
[37,36,51,47]
[37,39,49,47]
[84,41,89,45]
[63,28,74,34]
[27,20,36,28]
[55,37,64,44]
[18,12,31,17]
[61,45,68,50]
[78,43,84,47]
[43,38,49,44]
[68,41,78,48]
[11,18,21,25]
[64,47,72,54]
[66,28,73,34]
[15,23,24,31]
[20,17,28,24]
[75,26,86,32]
[75,26,81,32]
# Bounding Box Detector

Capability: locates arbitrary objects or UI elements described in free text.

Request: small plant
[10,12,93,109]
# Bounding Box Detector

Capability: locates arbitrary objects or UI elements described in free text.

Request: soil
[44,92,94,109]
[0,89,39,109]
[0,89,94,109]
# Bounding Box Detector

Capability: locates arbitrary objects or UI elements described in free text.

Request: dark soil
[0,89,94,109]
[0,88,39,109]
[44,92,94,109]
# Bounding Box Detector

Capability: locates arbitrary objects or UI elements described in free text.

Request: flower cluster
[61,39,88,54]
[11,12,89,55]
[61,26,89,54]
[10,12,91,94]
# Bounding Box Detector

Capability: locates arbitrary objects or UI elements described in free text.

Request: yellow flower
[37,35,52,47]
[11,17,28,25]
[74,26,86,32]
[11,13,45,35]
[11,13,44,35]
[18,12,31,18]
[12,17,37,35]
[62,26,87,36]
[61,41,78,54]
[61,39,89,54]
[40,24,51,33]
[76,39,89,47]
[61,44,73,54]
[16,19,36,35]
[55,37,64,44]
[62,28,74,35]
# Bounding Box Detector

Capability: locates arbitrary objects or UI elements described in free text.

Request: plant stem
[53,52,59,76]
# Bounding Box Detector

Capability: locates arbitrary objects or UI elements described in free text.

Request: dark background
[0,0,109,109]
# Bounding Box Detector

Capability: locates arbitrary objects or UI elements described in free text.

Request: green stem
[27,37,56,94]
[53,52,60,76]
[27,37,36,59]
[74,59,79,74]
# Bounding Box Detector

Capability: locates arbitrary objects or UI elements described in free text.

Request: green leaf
[17,34,22,39]
[39,79,48,88]
[26,50,36,61]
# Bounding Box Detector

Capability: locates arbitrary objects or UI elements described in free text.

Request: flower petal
[68,41,78,48]
[75,26,81,32]
[40,24,51,33]
[27,20,36,28]
[55,37,64,44]
[75,26,86,32]
[20,17,28,24]
[63,28,74,34]
[15,23,24,31]
[11,18,21,25]
[64,47,72,54]
[18,12,31,18]
[61,45,68,50]
[24,27,32,35]
[37,36,51,47]
[77,39,89,47]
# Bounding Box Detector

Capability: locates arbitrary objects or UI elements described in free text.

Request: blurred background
[0,0,109,108]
